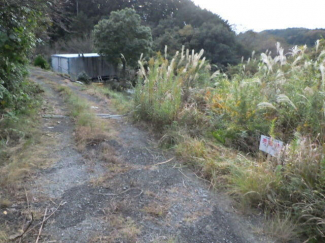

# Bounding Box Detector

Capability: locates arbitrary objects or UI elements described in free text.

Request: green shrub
[77,71,91,84]
[33,55,50,70]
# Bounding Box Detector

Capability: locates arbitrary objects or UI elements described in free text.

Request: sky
[192,0,325,33]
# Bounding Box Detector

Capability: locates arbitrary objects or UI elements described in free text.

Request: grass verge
[0,79,59,242]
[0,80,56,194]
[84,83,132,114]
[55,84,112,151]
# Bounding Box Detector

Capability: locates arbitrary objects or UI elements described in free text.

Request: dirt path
[23,67,272,243]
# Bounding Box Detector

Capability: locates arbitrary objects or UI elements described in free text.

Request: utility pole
[76,0,79,15]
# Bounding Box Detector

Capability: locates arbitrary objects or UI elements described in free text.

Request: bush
[33,55,50,70]
[1,2,44,113]
[77,71,91,84]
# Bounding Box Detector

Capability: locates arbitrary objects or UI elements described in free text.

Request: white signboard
[259,135,284,157]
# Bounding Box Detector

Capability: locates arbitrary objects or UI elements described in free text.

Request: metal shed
[51,53,116,80]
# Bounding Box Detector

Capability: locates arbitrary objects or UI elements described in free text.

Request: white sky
[192,0,325,33]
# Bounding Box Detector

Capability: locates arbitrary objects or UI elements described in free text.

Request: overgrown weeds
[134,42,325,241]
[0,78,59,235]
[0,80,51,186]
[263,213,298,242]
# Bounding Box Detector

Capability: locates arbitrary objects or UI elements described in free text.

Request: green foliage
[56,85,96,127]
[93,8,152,70]
[230,137,325,240]
[48,0,246,67]
[238,28,325,56]
[211,41,325,239]
[237,30,289,56]
[69,12,96,38]
[0,80,43,159]
[0,0,48,112]
[77,71,91,84]
[152,13,246,68]
[55,0,194,39]
[34,55,50,70]
[212,130,226,144]
[208,41,325,153]
[263,28,325,46]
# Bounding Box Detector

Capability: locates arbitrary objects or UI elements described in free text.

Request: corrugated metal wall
[51,56,116,80]
[51,56,69,75]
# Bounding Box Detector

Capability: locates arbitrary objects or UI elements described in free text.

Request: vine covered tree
[0,0,63,110]
[93,8,152,73]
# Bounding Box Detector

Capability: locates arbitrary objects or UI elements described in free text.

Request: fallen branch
[27,201,66,235]
[10,201,65,241]
[35,208,47,243]
[152,157,175,166]
[96,114,125,119]
[10,188,33,241]
[178,169,191,180]
[96,188,143,198]
[42,114,67,119]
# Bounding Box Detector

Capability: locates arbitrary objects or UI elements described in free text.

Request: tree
[153,21,246,68]
[93,8,152,73]
[48,0,248,67]
[0,0,65,111]
[237,30,289,56]
[1,0,44,109]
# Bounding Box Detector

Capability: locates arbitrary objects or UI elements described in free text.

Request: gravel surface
[20,68,274,243]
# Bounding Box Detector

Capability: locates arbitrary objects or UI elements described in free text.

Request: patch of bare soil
[2,67,272,242]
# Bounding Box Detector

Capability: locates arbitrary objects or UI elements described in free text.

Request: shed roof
[51,53,101,58]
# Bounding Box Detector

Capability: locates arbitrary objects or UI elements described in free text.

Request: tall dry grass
[134,47,211,128]
[134,41,325,241]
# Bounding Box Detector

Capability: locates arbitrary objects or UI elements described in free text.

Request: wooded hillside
[238,28,325,55]
[44,0,247,67]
